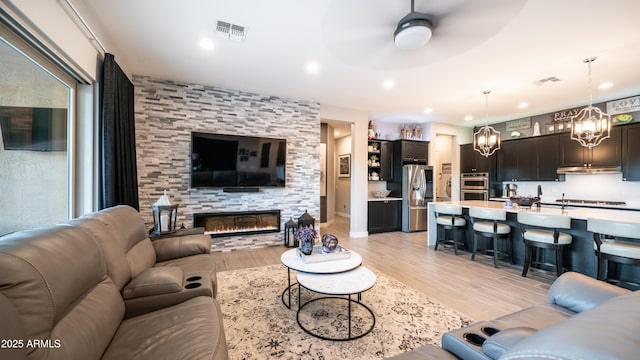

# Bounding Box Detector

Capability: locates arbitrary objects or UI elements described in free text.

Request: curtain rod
[58,0,107,55]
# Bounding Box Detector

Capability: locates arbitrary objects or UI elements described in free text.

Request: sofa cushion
[547,271,630,313]
[67,205,156,290]
[102,296,228,360]
[492,303,574,330]
[153,234,211,262]
[501,290,640,360]
[0,225,124,359]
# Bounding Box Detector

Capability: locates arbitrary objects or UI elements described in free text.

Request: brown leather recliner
[0,223,228,360]
[66,205,217,318]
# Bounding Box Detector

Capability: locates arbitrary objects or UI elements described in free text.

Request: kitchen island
[427,200,640,282]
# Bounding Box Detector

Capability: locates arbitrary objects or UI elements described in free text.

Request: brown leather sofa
[0,205,228,360]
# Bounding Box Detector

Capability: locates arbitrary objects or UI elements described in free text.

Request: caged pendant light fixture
[473,90,500,157]
[570,57,611,149]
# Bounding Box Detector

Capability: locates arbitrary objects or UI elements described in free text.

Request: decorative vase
[296,226,317,256]
[300,237,314,255]
[321,233,339,253]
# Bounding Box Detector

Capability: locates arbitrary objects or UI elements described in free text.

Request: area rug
[217,264,473,359]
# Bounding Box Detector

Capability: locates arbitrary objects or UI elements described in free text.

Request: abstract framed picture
[338,154,350,178]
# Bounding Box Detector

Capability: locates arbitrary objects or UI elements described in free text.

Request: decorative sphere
[321,233,339,253]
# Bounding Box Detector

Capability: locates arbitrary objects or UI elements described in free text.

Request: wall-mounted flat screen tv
[0,106,67,151]
[191,132,287,188]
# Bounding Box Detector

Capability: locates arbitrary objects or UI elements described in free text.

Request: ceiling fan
[394,0,434,50]
[321,0,527,70]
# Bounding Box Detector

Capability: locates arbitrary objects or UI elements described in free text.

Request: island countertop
[426,201,640,281]
[433,200,640,224]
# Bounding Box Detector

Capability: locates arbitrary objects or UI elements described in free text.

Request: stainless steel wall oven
[461,172,489,201]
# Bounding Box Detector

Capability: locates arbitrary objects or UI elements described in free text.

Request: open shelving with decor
[368,140,392,181]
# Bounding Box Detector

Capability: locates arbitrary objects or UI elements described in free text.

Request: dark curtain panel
[99,53,139,210]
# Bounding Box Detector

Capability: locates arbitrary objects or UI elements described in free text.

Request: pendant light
[473,90,500,157]
[570,57,611,149]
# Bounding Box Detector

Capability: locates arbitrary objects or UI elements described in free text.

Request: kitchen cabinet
[368,140,393,181]
[367,200,401,233]
[497,138,537,181]
[497,135,563,182]
[536,135,563,181]
[559,126,621,168]
[394,140,428,164]
[460,143,496,174]
[622,123,640,181]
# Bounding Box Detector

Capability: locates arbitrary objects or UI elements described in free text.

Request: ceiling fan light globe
[394,19,433,50]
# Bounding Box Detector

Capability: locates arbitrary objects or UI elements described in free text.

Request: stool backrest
[434,204,463,216]
[517,212,571,229]
[587,218,640,239]
[469,207,506,221]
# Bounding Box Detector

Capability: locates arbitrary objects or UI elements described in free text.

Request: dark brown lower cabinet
[367,200,401,233]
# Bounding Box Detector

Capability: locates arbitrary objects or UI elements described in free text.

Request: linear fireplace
[193,210,281,238]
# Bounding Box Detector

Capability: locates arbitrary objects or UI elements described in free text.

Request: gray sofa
[0,205,228,360]
[388,272,639,359]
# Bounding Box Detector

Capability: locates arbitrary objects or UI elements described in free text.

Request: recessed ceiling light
[465,115,473,121]
[306,62,319,73]
[383,80,395,89]
[199,38,214,50]
[423,108,433,114]
[599,82,613,89]
[518,102,528,109]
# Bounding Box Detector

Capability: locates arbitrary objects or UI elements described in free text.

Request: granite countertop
[368,197,403,202]
[435,200,640,223]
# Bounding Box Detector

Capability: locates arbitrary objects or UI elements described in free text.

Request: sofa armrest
[482,327,537,360]
[122,268,213,318]
[547,271,630,313]
[122,267,184,299]
[153,234,211,262]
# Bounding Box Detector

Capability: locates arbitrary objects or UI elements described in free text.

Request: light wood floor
[211,216,553,320]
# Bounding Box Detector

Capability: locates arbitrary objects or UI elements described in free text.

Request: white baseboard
[334,211,350,218]
[349,230,368,238]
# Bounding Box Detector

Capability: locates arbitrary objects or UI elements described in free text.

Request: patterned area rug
[217,264,473,359]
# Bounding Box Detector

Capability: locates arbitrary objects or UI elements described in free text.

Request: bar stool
[434,204,466,255]
[469,207,512,268]
[587,218,640,289]
[517,212,572,277]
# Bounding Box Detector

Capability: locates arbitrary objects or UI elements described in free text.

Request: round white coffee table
[296,266,377,341]
[280,248,362,308]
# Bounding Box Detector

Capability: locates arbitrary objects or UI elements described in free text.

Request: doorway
[434,134,456,201]
[320,120,352,226]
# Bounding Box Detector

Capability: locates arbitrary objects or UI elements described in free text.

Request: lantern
[284,217,297,247]
[151,190,179,235]
[298,210,315,229]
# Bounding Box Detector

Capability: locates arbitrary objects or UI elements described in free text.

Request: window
[0,25,76,235]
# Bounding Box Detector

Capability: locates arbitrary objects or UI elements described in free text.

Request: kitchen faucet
[537,185,542,207]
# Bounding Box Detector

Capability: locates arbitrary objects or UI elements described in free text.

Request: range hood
[556,166,622,174]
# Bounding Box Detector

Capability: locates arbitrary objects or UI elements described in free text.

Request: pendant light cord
[585,57,596,107]
[483,90,491,126]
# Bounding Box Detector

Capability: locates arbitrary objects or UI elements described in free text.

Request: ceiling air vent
[533,76,561,86]
[216,20,247,42]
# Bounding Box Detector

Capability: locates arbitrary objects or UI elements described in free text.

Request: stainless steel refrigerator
[401,164,434,232]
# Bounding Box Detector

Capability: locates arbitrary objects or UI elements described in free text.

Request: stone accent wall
[133,75,320,251]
